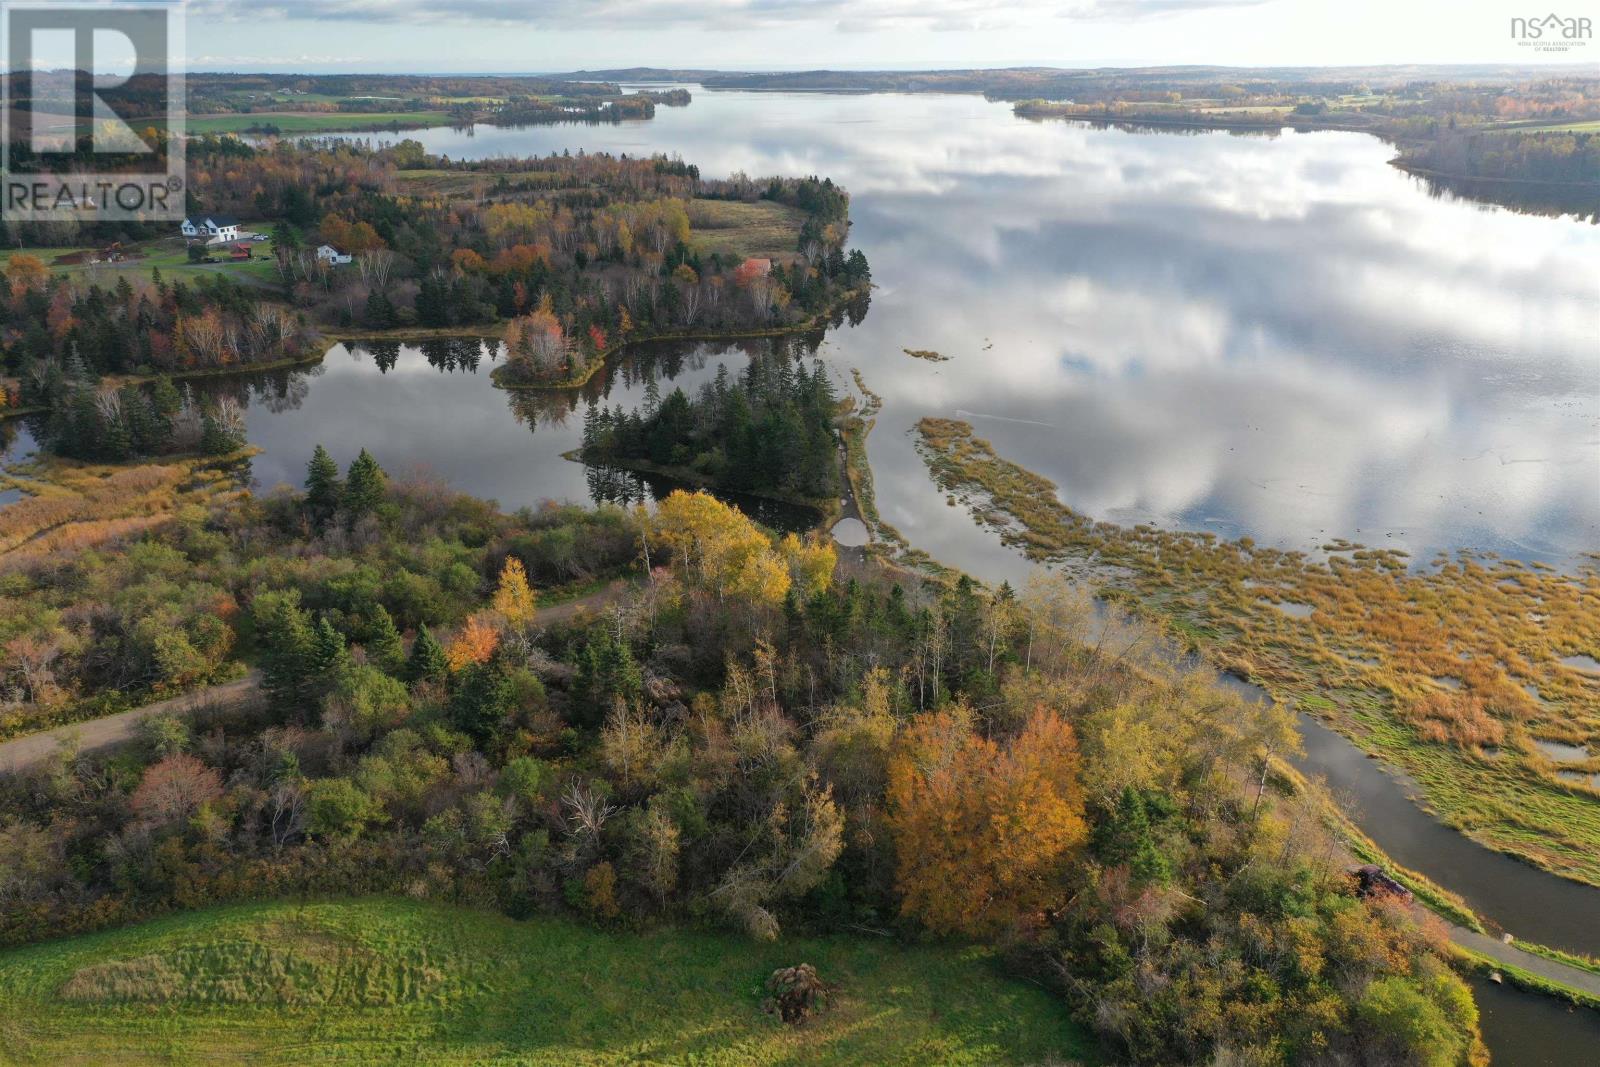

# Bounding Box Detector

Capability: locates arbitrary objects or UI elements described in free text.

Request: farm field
[0,898,1093,1067]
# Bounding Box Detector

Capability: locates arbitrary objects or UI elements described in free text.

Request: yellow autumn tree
[445,613,500,672]
[886,705,1088,937]
[649,491,790,607]
[491,557,537,625]
[779,532,836,600]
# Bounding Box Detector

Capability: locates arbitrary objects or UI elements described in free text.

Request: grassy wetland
[916,417,1600,886]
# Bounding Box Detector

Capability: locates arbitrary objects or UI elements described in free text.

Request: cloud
[188,0,1274,33]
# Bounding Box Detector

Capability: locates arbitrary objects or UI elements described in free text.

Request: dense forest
[215,138,861,360]
[1395,128,1600,184]
[0,444,1485,1064]
[579,355,841,503]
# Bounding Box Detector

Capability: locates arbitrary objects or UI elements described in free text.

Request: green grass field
[1504,119,1600,133]
[0,898,1092,1066]
[0,230,281,286]
[182,111,455,134]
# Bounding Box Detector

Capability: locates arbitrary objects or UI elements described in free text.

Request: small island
[576,356,842,516]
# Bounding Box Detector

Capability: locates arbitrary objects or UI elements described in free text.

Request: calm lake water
[299,88,1600,574]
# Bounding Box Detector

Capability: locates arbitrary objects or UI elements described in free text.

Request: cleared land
[687,199,808,261]
[0,898,1093,1066]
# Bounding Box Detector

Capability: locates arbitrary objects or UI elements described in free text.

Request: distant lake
[264,87,1598,576]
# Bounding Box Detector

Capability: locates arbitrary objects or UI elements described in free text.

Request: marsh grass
[0,453,254,571]
[916,418,1600,885]
[0,898,1093,1066]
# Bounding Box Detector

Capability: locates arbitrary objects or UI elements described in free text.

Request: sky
[172,0,1597,73]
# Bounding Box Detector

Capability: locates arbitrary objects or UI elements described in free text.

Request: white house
[315,244,353,266]
[180,214,241,243]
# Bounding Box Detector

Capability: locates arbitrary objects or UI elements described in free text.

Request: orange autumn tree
[5,253,47,300]
[445,613,500,672]
[887,705,1088,937]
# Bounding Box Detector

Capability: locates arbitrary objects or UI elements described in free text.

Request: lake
[298,88,1599,576]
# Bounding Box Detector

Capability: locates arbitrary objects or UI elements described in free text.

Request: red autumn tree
[130,753,224,828]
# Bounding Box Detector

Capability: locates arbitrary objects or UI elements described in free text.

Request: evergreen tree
[343,448,387,521]
[406,624,448,685]
[310,616,350,680]
[199,407,243,455]
[253,591,316,710]
[150,376,183,419]
[1092,786,1174,889]
[304,444,342,528]
[450,659,514,747]
[366,605,406,676]
[119,385,159,455]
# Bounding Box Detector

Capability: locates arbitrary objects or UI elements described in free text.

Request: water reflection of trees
[343,338,493,374]
[419,338,488,373]
[584,462,818,534]
[501,332,833,436]
[1406,172,1600,225]
[0,416,25,457]
[183,365,317,416]
[1027,114,1599,220]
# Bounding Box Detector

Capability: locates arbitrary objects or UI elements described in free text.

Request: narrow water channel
[1213,673,1600,957]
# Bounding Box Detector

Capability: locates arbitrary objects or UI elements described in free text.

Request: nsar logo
[1510,12,1593,52]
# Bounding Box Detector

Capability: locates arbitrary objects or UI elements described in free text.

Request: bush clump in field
[763,963,829,1025]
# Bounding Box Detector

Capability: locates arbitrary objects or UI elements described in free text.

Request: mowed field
[0,898,1094,1066]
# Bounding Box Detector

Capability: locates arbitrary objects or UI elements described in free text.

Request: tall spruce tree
[406,624,448,685]
[252,591,316,710]
[343,449,386,522]
[366,605,406,676]
[304,444,342,528]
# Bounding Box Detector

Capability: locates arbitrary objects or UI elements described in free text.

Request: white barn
[316,244,354,266]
